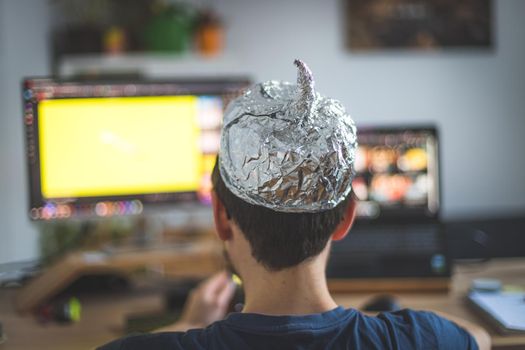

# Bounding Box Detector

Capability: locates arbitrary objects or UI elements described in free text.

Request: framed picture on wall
[346,0,493,51]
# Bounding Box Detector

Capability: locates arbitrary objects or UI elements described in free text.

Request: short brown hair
[212,159,352,271]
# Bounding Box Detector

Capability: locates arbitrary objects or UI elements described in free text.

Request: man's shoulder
[374,309,479,349]
[97,309,478,350]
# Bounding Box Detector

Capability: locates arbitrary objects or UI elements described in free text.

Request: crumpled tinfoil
[218,59,357,212]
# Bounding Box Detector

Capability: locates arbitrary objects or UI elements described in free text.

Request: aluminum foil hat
[218,59,357,213]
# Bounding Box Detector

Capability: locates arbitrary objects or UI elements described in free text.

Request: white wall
[215,0,525,219]
[0,0,50,263]
[0,0,7,263]
[0,0,524,263]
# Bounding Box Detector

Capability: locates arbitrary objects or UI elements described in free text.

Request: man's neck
[239,249,338,315]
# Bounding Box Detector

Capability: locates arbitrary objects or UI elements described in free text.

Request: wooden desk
[333,258,525,350]
[1,258,524,350]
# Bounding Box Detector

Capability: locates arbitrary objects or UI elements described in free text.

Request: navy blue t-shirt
[98,307,478,349]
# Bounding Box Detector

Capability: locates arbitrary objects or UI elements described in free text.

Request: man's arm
[97,272,234,349]
[434,311,491,350]
[155,271,235,333]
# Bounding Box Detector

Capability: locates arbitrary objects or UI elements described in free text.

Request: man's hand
[156,271,235,333]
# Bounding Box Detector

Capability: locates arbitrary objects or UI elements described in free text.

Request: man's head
[212,160,356,271]
[211,60,358,272]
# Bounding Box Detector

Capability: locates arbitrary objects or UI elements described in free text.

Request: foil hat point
[219,59,357,213]
[292,59,315,121]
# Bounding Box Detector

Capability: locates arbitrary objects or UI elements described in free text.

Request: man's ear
[211,191,233,241]
[331,196,357,241]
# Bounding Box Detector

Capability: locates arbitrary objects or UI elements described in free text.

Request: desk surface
[1,257,524,350]
[335,258,525,349]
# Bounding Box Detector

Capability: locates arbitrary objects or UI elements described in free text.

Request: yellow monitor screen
[38,96,209,198]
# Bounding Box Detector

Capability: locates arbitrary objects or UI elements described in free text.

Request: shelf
[58,53,251,79]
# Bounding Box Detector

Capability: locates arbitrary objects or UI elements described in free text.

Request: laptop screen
[352,126,440,223]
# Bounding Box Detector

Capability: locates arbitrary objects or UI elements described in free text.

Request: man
[99,60,489,349]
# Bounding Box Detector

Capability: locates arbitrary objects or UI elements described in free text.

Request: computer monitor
[352,126,440,223]
[23,77,250,220]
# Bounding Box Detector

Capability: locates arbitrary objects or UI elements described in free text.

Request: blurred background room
[0,0,524,349]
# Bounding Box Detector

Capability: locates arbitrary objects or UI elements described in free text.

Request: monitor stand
[15,224,223,314]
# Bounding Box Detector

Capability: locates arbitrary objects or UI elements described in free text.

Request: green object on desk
[68,297,82,322]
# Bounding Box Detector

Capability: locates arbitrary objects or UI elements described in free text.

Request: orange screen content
[38,96,203,198]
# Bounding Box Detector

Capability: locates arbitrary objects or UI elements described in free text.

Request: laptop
[327,126,451,292]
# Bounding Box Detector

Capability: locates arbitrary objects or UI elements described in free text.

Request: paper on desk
[469,291,525,332]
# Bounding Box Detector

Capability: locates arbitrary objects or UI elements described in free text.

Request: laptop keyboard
[327,225,450,278]
[333,225,441,255]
